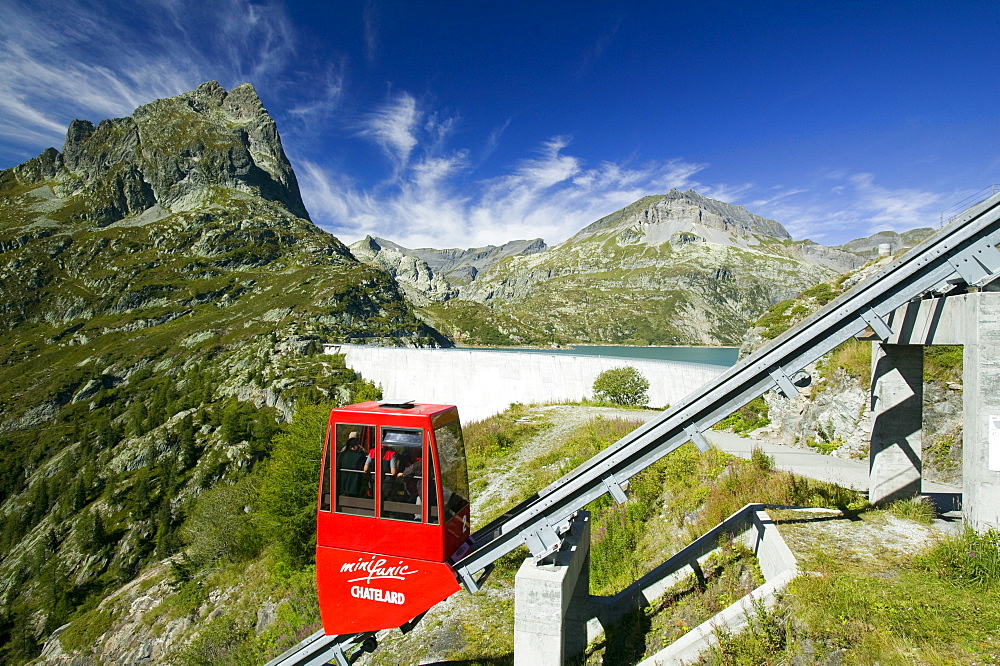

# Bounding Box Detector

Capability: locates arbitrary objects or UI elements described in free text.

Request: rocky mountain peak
[570,189,791,248]
[12,81,309,226]
[356,235,385,253]
[221,82,266,119]
[189,79,229,109]
[664,189,791,239]
[349,236,457,304]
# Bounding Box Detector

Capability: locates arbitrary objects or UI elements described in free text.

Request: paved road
[704,429,961,494]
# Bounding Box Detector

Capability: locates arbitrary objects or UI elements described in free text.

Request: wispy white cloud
[749,187,808,209]
[480,118,512,164]
[305,101,957,249]
[699,182,756,205]
[848,173,944,233]
[0,1,954,251]
[300,115,710,249]
[0,0,299,160]
[745,172,948,244]
[285,63,346,125]
[358,92,421,172]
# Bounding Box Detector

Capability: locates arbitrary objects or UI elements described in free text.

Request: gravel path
[469,405,658,518]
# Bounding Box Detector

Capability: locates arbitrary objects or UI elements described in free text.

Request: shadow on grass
[595,605,652,665]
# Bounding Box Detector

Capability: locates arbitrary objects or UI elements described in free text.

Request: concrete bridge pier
[961,289,1000,531]
[513,513,591,666]
[871,288,1000,529]
[869,343,924,505]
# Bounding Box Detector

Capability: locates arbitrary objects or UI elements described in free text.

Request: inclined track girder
[268,190,1000,664]
[454,190,1000,587]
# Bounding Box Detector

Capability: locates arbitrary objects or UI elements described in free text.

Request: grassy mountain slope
[0,83,442,663]
[356,190,864,347]
[454,192,844,346]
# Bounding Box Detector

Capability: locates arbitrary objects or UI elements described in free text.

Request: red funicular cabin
[316,401,471,635]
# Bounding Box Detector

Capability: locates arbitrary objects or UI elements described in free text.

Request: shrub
[181,474,262,567]
[713,396,770,434]
[750,446,774,472]
[592,366,650,406]
[754,299,796,339]
[801,281,837,305]
[348,377,382,403]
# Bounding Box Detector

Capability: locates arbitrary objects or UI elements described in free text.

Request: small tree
[592,366,650,406]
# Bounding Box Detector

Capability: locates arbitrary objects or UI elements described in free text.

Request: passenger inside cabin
[401,453,422,501]
[364,445,399,476]
[337,431,366,497]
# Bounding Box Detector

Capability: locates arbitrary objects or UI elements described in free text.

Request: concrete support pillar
[514,512,591,666]
[869,343,924,504]
[963,291,1000,531]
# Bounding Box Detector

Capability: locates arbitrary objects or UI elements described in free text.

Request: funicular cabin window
[425,447,440,525]
[320,427,333,511]
[379,428,424,522]
[433,420,469,521]
[334,423,374,516]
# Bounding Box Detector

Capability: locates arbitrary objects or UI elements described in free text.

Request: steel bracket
[330,642,350,666]
[858,307,893,340]
[947,241,1000,286]
[457,562,494,593]
[601,473,628,504]
[684,423,710,452]
[524,519,562,560]
[769,366,800,398]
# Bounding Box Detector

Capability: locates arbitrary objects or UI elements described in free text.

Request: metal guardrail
[454,190,1000,588]
[940,184,999,227]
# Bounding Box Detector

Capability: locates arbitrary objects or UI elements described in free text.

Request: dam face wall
[328,345,727,422]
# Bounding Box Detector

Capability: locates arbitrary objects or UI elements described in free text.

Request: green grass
[820,337,873,389]
[579,540,764,665]
[885,496,937,525]
[705,527,1000,665]
[925,344,963,382]
[713,396,770,435]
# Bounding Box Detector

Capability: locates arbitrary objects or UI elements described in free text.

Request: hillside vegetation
[2,78,975,666]
[0,82,440,664]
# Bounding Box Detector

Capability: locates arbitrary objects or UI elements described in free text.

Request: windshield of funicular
[433,420,469,519]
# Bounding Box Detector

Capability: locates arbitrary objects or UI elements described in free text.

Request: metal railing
[940,184,999,227]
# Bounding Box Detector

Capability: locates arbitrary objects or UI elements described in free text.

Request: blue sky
[1,0,998,249]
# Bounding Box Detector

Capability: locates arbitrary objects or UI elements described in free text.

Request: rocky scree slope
[356,190,866,346]
[347,235,549,309]
[0,82,443,664]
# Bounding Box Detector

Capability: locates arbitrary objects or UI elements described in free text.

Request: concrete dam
[326,345,728,422]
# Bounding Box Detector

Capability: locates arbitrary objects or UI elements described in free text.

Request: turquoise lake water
[457,345,739,367]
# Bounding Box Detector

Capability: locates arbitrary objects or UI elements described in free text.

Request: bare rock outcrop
[13,81,309,227]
